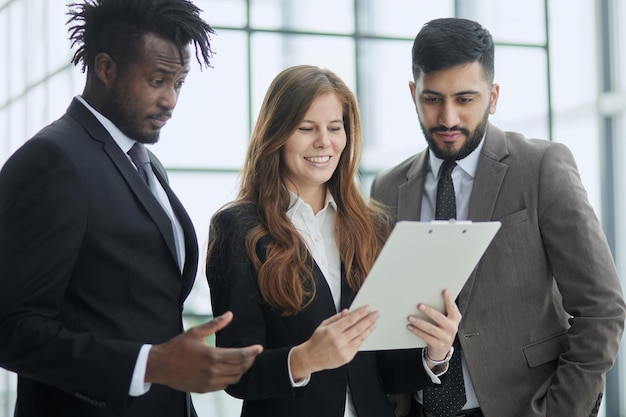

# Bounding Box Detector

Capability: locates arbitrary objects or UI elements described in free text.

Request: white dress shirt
[416,138,486,410]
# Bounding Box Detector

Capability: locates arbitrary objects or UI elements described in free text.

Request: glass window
[358,38,423,172]
[357,0,454,38]
[197,0,247,28]
[250,0,355,34]
[490,45,549,140]
[613,0,626,92]
[44,69,79,128]
[7,1,25,99]
[0,112,7,163]
[47,1,74,74]
[459,0,546,44]
[549,0,598,109]
[0,10,7,105]
[23,0,47,85]
[6,97,26,157]
[250,32,356,118]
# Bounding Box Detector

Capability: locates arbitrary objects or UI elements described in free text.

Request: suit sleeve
[0,139,140,413]
[206,208,302,400]
[538,143,626,414]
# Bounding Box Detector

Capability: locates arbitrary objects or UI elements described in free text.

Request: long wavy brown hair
[217,65,389,315]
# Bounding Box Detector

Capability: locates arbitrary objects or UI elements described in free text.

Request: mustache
[148,111,172,120]
[429,126,470,136]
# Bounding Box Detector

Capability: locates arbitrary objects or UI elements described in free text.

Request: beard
[102,82,162,144]
[420,104,491,161]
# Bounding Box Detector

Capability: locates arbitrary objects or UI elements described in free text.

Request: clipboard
[350,220,501,351]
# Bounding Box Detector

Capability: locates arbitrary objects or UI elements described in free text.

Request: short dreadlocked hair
[66,0,215,73]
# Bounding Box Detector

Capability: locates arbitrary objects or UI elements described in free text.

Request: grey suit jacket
[370,123,626,417]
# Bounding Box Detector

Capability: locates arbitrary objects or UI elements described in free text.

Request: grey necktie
[128,142,156,191]
[127,142,184,270]
[435,160,457,220]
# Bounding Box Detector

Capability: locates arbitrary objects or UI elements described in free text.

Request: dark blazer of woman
[207,203,436,417]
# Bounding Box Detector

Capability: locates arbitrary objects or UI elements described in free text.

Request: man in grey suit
[371,18,626,417]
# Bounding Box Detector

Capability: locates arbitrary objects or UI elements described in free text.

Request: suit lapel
[340,265,354,310]
[458,124,509,312]
[68,99,181,270]
[152,167,199,282]
[397,151,428,222]
[467,125,510,222]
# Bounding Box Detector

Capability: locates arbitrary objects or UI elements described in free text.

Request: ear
[489,83,500,114]
[93,52,117,88]
[408,81,417,105]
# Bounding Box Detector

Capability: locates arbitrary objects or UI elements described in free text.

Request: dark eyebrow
[454,90,481,96]
[152,68,190,77]
[420,89,442,96]
[421,89,481,96]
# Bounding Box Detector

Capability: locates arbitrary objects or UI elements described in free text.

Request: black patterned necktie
[435,160,457,220]
[422,339,467,417]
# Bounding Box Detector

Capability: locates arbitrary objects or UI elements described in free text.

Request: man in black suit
[0,1,261,416]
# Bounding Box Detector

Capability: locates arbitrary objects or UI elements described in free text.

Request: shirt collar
[75,95,138,153]
[287,190,337,219]
[428,134,486,179]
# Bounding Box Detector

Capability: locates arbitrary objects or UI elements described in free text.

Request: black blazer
[0,98,199,416]
[206,203,436,417]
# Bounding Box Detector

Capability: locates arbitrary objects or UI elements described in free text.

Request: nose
[439,101,460,129]
[159,85,179,110]
[314,130,331,148]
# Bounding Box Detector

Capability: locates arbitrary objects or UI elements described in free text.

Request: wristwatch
[423,346,454,365]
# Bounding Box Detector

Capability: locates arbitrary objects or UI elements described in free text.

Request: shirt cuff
[287,348,311,387]
[422,354,449,383]
[129,344,153,397]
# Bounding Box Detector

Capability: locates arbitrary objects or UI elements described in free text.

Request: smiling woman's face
[281,92,346,202]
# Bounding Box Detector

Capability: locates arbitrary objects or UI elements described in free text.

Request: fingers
[442,289,462,321]
[218,344,264,364]
[326,307,378,348]
[416,290,461,327]
[347,309,379,341]
[194,345,263,392]
[192,312,234,339]
[316,306,378,346]
[407,290,461,358]
[298,306,379,374]
[326,306,377,331]
[321,309,349,326]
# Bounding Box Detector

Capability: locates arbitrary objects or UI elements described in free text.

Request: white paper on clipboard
[351,220,501,351]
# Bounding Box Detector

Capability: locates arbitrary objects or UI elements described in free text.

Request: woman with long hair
[206,65,460,417]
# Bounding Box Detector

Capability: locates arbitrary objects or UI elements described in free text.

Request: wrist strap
[423,345,454,365]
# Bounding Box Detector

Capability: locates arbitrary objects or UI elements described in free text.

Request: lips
[437,132,463,142]
[149,116,170,129]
